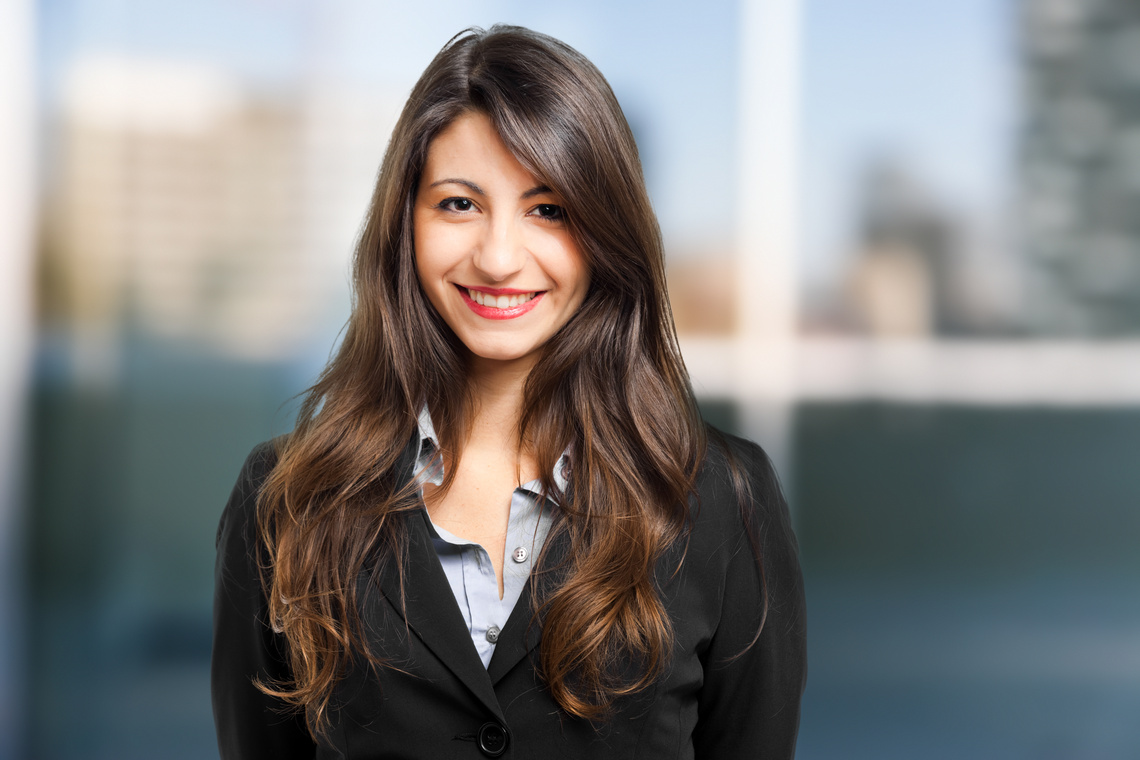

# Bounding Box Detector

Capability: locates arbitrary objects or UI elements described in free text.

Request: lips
[457,285,545,320]
[465,287,538,309]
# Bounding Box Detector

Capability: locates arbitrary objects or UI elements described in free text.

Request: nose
[472,216,527,282]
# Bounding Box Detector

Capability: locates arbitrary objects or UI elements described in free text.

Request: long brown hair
[257,25,711,737]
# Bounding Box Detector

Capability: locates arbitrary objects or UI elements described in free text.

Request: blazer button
[477,722,509,757]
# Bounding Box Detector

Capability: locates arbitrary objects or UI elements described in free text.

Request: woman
[213,25,806,759]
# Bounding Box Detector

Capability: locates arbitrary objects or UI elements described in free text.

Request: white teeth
[466,288,537,309]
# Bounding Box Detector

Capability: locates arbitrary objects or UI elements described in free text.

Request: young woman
[212,25,806,759]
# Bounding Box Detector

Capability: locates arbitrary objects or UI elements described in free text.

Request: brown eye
[440,198,474,212]
[533,204,565,221]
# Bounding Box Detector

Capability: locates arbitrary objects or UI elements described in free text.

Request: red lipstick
[461,285,535,296]
[457,285,544,320]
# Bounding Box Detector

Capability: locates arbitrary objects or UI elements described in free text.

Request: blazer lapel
[369,510,506,720]
[366,433,505,721]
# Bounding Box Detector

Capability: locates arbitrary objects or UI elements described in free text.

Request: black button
[477,722,508,757]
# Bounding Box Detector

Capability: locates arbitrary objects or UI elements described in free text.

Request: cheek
[413,226,446,286]
[535,232,587,293]
[563,248,590,303]
[414,223,470,282]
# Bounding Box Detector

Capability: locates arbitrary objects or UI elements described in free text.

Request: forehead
[420,112,543,191]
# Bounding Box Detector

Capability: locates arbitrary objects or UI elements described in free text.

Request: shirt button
[485,625,501,643]
[511,546,528,563]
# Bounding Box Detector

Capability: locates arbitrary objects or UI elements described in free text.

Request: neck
[460,353,536,470]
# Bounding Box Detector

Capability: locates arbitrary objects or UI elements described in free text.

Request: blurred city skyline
[37,0,1018,321]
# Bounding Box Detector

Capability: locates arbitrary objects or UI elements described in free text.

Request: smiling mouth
[463,287,541,309]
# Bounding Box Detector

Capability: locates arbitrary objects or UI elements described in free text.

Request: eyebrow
[429,178,484,195]
[428,178,554,200]
[521,184,553,200]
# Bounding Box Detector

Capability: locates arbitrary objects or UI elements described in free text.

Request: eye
[438,197,475,213]
[532,204,565,222]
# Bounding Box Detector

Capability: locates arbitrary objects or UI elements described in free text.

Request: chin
[471,348,538,364]
[461,338,542,366]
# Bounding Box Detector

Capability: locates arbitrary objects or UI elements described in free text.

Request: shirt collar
[414,405,571,498]
[416,403,440,455]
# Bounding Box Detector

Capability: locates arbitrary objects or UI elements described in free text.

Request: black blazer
[212,431,806,759]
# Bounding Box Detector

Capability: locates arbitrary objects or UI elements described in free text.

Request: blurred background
[2,0,1139,757]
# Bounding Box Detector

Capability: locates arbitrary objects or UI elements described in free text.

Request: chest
[422,450,538,555]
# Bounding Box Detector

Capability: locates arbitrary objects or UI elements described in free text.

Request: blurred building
[42,55,398,373]
[667,252,737,335]
[829,157,1005,339]
[1021,0,1140,335]
[845,160,953,337]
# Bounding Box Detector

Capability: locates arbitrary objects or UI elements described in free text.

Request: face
[413,111,589,372]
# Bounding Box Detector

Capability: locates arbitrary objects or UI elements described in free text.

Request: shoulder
[242,437,284,486]
[229,437,284,506]
[685,425,800,597]
[215,437,285,550]
[692,426,788,532]
[699,427,780,482]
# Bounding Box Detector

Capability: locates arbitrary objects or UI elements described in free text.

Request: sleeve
[691,442,808,759]
[212,442,317,760]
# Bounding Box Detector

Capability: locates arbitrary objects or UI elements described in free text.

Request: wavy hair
[256,25,718,738]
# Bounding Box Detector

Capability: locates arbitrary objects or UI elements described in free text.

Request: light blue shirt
[413,407,567,668]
